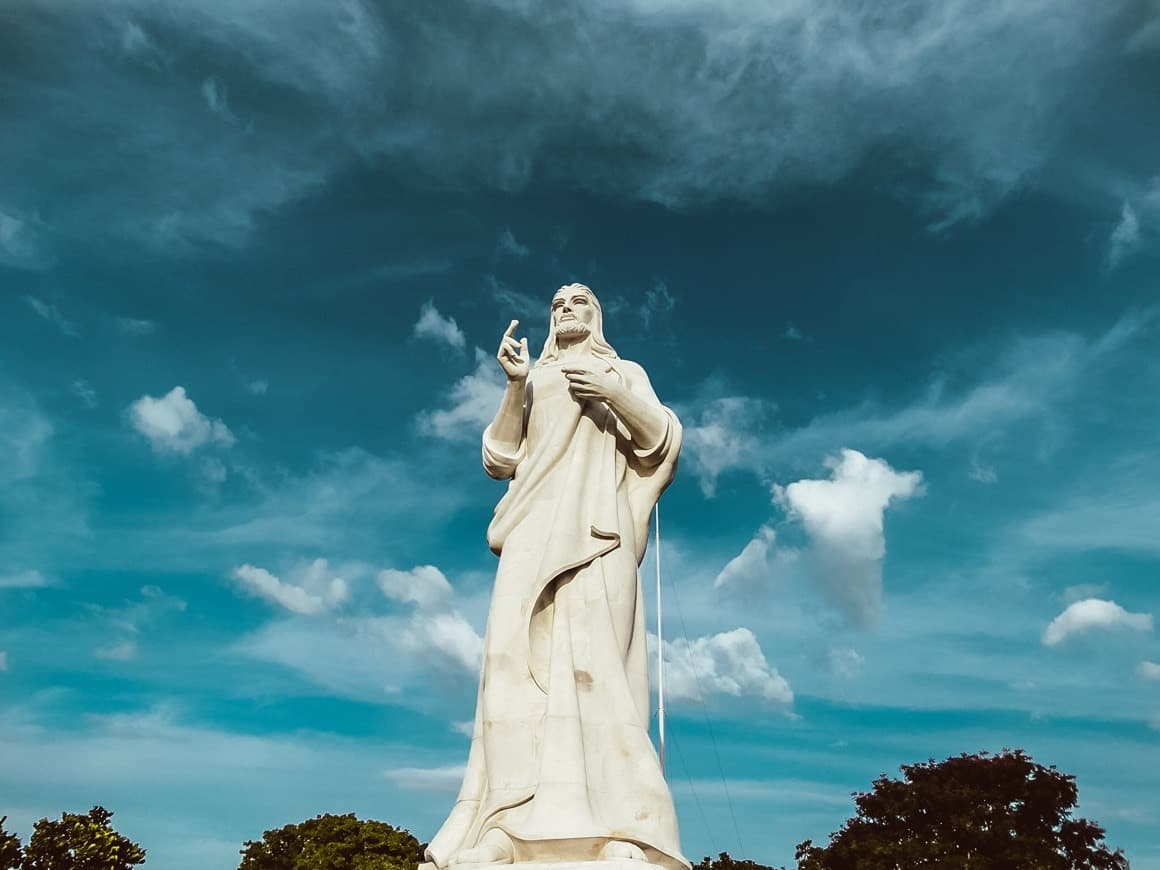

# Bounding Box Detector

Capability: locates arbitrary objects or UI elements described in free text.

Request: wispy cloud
[683,311,1155,491]
[1106,202,1140,268]
[201,77,239,123]
[0,209,51,269]
[117,317,159,335]
[71,379,99,409]
[829,647,865,680]
[85,585,188,662]
[495,227,529,258]
[23,295,77,336]
[681,395,777,496]
[382,764,466,793]
[413,300,466,352]
[1105,178,1160,268]
[713,525,796,605]
[640,281,676,331]
[1137,661,1160,681]
[0,570,53,589]
[0,702,448,870]
[783,323,811,342]
[416,348,505,441]
[486,275,542,319]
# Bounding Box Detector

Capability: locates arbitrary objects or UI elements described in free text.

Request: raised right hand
[497,319,530,382]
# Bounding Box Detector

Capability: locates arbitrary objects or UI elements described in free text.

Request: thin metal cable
[666,713,718,857]
[655,506,665,776]
[664,559,746,856]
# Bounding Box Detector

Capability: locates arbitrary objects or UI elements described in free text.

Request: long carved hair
[536,283,620,365]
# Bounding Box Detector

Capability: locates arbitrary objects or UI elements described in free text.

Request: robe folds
[425,356,689,870]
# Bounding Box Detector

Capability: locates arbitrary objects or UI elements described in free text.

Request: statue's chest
[530,366,576,405]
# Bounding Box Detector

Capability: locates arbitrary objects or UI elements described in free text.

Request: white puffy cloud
[413,300,466,352]
[379,565,482,674]
[379,565,453,610]
[231,560,348,616]
[1137,661,1160,681]
[128,386,234,455]
[658,627,793,706]
[775,449,923,627]
[400,611,484,674]
[1042,598,1153,647]
[417,348,506,441]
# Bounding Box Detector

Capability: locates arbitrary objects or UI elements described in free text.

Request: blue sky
[2,1,1159,867]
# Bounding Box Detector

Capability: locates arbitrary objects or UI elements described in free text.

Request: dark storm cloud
[1,0,1156,253]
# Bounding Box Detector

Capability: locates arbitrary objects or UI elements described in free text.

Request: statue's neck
[555,337,592,363]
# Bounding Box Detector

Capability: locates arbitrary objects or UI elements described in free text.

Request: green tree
[795,749,1129,869]
[238,813,424,870]
[0,817,22,870]
[696,851,777,870]
[21,806,145,870]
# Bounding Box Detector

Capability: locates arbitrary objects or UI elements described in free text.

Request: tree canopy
[696,851,777,870]
[19,806,145,870]
[0,818,22,870]
[238,813,425,870]
[795,749,1128,869]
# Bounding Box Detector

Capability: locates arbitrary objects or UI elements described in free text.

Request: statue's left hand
[562,365,623,403]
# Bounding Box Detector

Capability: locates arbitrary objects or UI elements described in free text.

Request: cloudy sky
[2,0,1159,867]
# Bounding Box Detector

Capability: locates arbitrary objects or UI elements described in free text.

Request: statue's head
[538,283,619,364]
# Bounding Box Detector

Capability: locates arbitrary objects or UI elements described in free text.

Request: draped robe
[425,355,688,870]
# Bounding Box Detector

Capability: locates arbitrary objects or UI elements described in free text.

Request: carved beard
[555,320,592,340]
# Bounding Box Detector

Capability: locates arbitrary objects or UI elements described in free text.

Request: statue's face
[551,286,596,337]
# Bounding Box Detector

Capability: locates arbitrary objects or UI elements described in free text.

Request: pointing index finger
[504,319,519,339]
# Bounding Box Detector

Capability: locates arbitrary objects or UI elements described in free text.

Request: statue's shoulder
[614,358,652,386]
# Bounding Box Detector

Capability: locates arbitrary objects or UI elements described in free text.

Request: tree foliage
[20,806,145,870]
[697,851,777,870]
[795,749,1129,869]
[238,813,424,870]
[0,818,22,870]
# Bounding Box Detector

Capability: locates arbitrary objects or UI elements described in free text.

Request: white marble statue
[423,284,689,870]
